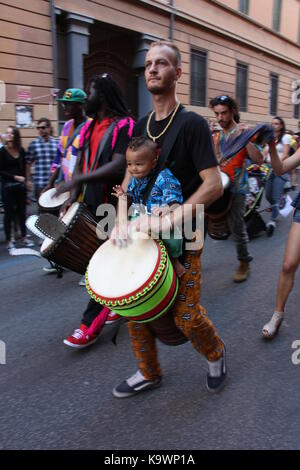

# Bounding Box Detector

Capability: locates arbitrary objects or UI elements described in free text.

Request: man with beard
[111,40,227,396]
[57,74,135,348]
[210,95,263,283]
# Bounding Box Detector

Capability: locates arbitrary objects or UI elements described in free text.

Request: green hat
[57,88,87,103]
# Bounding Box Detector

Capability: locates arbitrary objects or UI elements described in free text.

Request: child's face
[126,147,157,178]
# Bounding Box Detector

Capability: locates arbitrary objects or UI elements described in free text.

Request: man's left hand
[54,178,80,196]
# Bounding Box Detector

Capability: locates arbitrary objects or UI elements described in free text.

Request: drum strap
[142,107,188,205]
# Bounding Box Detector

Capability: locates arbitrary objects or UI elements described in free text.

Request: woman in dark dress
[0,126,33,250]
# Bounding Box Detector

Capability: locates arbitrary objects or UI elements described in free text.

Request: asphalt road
[0,198,299,450]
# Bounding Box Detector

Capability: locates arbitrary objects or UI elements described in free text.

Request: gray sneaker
[112,370,162,398]
[206,344,227,393]
[43,262,58,274]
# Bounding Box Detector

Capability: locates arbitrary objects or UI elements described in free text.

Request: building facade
[0,0,300,146]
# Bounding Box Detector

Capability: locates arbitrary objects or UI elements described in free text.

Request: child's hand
[151,205,171,217]
[112,185,126,199]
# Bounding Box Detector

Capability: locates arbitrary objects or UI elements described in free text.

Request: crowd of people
[1,40,300,398]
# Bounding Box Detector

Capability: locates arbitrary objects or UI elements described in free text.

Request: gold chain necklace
[146,102,181,142]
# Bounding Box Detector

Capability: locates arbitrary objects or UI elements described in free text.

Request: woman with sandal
[262,140,300,339]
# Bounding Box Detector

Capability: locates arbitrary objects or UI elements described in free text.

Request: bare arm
[246,142,264,164]
[170,166,223,228]
[281,143,291,162]
[269,142,300,175]
[56,153,126,196]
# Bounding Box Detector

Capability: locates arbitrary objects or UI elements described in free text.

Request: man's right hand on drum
[59,197,74,219]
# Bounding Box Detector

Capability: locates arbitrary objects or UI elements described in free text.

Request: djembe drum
[38,188,70,216]
[40,202,104,274]
[86,233,187,346]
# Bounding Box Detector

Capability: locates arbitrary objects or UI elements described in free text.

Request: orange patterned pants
[128,248,224,380]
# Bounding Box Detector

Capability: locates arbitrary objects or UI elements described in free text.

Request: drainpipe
[50,0,58,89]
[169,0,174,41]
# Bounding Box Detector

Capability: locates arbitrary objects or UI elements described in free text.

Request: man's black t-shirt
[133,106,218,201]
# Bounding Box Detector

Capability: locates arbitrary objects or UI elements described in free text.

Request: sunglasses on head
[215,95,230,102]
[37,126,48,130]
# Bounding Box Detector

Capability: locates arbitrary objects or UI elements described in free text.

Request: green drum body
[86,237,178,323]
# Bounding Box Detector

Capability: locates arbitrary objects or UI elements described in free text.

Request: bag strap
[142,107,188,205]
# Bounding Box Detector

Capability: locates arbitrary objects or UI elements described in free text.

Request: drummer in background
[210,96,264,283]
[112,136,186,278]
[41,88,90,276]
[111,40,227,397]
[55,74,135,349]
[44,88,89,190]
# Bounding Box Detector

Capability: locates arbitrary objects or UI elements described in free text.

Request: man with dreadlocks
[56,73,135,348]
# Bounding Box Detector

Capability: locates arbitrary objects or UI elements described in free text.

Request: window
[298,7,300,44]
[272,0,282,32]
[190,49,207,107]
[269,73,279,116]
[236,63,248,112]
[294,80,300,118]
[239,0,249,15]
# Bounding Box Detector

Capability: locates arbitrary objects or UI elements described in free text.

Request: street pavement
[0,196,299,450]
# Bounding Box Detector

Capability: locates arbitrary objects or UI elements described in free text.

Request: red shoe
[63,324,99,349]
[105,311,123,325]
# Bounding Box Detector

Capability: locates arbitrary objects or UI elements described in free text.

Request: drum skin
[41,203,103,274]
[38,188,70,216]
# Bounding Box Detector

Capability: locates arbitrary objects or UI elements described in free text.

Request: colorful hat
[57,88,87,103]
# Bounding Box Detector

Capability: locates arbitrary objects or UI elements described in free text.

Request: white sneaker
[262,312,284,339]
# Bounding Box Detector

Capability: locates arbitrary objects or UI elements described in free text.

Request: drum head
[220,171,230,189]
[88,235,159,299]
[38,188,70,210]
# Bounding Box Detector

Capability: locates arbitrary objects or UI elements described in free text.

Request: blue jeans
[265,172,288,221]
[227,193,251,261]
[293,209,300,224]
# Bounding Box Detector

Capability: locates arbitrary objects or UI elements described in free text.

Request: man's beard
[86,96,103,117]
[147,78,170,95]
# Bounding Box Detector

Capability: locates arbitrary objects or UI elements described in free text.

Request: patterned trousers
[128,248,224,380]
